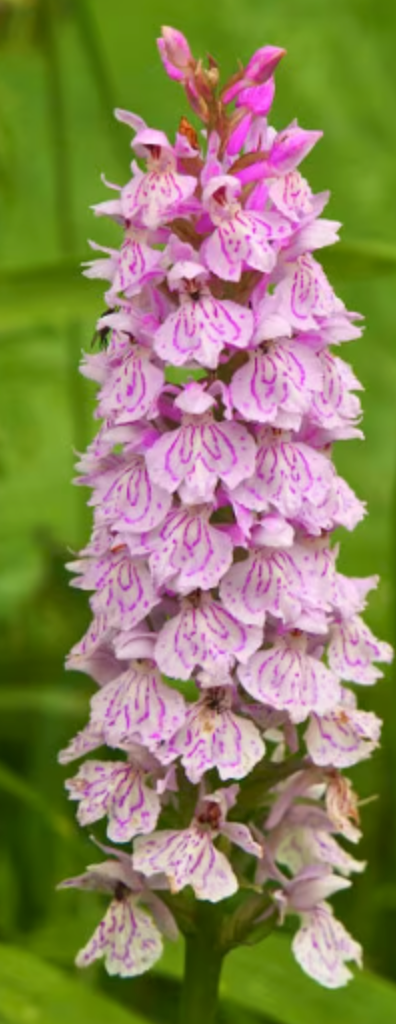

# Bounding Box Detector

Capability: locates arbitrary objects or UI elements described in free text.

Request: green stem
[179,907,224,1024]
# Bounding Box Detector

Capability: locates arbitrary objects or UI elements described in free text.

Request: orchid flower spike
[59,25,392,996]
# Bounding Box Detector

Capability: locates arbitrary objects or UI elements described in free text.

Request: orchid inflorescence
[59,25,392,990]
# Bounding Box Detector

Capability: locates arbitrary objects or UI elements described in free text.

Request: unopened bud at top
[245,45,286,83]
[157,26,194,81]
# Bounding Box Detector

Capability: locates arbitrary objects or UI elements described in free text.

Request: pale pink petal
[154,295,254,368]
[66,760,160,842]
[310,350,362,431]
[202,212,280,281]
[133,828,237,902]
[121,166,197,229]
[67,640,126,686]
[92,455,172,533]
[328,615,393,684]
[148,506,233,592]
[221,821,263,857]
[162,694,265,782]
[232,428,333,516]
[250,513,294,549]
[90,661,186,751]
[274,824,365,876]
[285,865,351,910]
[286,218,340,259]
[220,546,307,627]
[238,638,340,722]
[145,415,256,502]
[274,254,343,330]
[155,595,262,680]
[67,613,113,663]
[58,723,104,765]
[230,344,322,428]
[157,27,193,81]
[175,383,215,414]
[76,895,163,976]
[97,347,164,423]
[292,905,362,988]
[110,236,164,297]
[83,551,158,631]
[268,171,314,221]
[269,127,322,174]
[305,707,382,767]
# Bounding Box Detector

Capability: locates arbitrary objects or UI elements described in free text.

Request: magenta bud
[157,26,193,81]
[245,45,286,84]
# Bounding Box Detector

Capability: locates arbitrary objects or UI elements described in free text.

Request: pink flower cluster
[60,27,392,989]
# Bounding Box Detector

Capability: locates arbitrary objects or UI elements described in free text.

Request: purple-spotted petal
[66,759,161,842]
[133,827,238,902]
[328,615,393,684]
[97,346,164,423]
[76,895,163,977]
[162,692,265,782]
[275,254,343,330]
[220,545,307,627]
[110,235,164,297]
[154,295,254,368]
[78,551,157,631]
[92,455,172,533]
[202,208,290,282]
[148,506,233,592]
[90,660,186,751]
[58,723,104,765]
[155,594,262,679]
[230,344,322,429]
[292,905,362,988]
[310,350,363,432]
[121,164,197,229]
[268,170,315,221]
[238,637,340,722]
[305,707,382,767]
[145,414,256,502]
[232,428,333,516]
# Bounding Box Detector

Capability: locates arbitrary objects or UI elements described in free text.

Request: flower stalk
[179,905,224,1024]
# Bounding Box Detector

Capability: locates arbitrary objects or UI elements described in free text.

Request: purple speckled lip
[59,24,391,989]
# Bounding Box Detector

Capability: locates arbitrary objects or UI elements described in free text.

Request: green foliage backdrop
[0,1,395,1020]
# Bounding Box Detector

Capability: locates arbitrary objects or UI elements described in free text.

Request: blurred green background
[0,1,396,1021]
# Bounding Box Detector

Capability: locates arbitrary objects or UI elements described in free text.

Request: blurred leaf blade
[221,934,396,1024]
[0,687,86,715]
[0,943,148,1024]
[0,760,75,843]
[0,260,102,333]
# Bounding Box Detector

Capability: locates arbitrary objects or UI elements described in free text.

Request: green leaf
[0,262,102,334]
[0,761,76,844]
[0,688,87,716]
[221,934,396,1024]
[322,239,396,279]
[0,944,147,1024]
